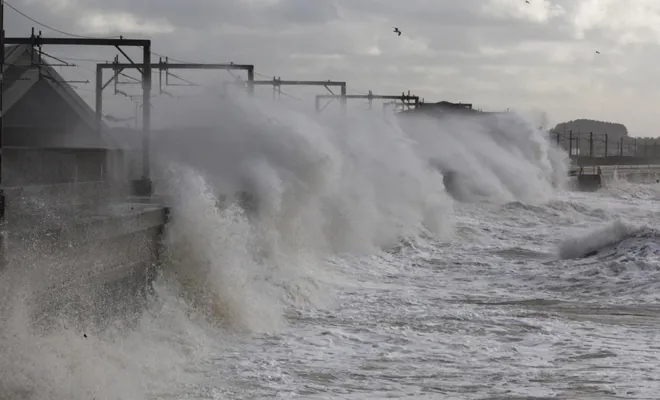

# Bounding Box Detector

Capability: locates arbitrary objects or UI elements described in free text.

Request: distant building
[419,101,475,111]
[398,100,502,118]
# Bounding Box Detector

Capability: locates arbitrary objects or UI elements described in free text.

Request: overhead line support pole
[0,1,5,222]
[96,61,255,186]
[96,63,255,120]
[315,91,420,114]
[107,62,255,70]
[252,77,347,109]
[96,63,255,118]
[142,44,151,188]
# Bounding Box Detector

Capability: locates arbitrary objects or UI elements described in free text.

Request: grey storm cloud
[5,0,660,136]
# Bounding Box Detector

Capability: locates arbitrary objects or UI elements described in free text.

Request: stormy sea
[1,89,659,399]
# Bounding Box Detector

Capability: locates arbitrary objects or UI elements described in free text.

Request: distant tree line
[549,119,660,158]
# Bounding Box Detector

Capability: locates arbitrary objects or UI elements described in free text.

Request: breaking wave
[0,89,569,400]
[549,219,660,301]
[147,91,568,329]
[558,219,645,260]
[399,111,568,203]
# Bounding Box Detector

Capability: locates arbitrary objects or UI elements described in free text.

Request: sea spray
[141,90,570,327]
[0,87,571,398]
[152,97,456,253]
[397,111,568,203]
[0,282,220,400]
[0,229,223,400]
[159,165,288,332]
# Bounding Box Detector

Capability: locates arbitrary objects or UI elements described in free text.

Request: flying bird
[526,1,530,3]
[393,27,402,36]
[595,50,600,54]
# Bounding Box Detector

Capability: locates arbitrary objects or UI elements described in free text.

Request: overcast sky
[6,0,660,136]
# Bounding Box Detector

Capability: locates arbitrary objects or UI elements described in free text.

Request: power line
[253,71,352,100]
[41,50,205,90]
[150,51,191,64]
[5,2,248,97]
[278,90,302,101]
[39,51,150,86]
[255,71,272,79]
[349,88,369,95]
[5,1,193,66]
[46,54,108,63]
[5,1,120,39]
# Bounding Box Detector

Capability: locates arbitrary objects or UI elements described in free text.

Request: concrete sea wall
[1,147,169,330]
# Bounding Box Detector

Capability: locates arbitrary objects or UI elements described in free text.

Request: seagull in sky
[393,27,402,36]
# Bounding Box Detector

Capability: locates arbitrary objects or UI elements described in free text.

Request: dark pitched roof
[3,44,120,149]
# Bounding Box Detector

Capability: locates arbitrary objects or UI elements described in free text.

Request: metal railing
[551,130,660,160]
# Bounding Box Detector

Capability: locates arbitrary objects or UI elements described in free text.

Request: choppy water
[189,183,660,400]
[1,91,659,399]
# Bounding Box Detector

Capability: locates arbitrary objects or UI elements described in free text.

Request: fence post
[604,134,608,158]
[589,132,593,157]
[569,130,573,156]
[620,136,624,156]
[644,140,648,158]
